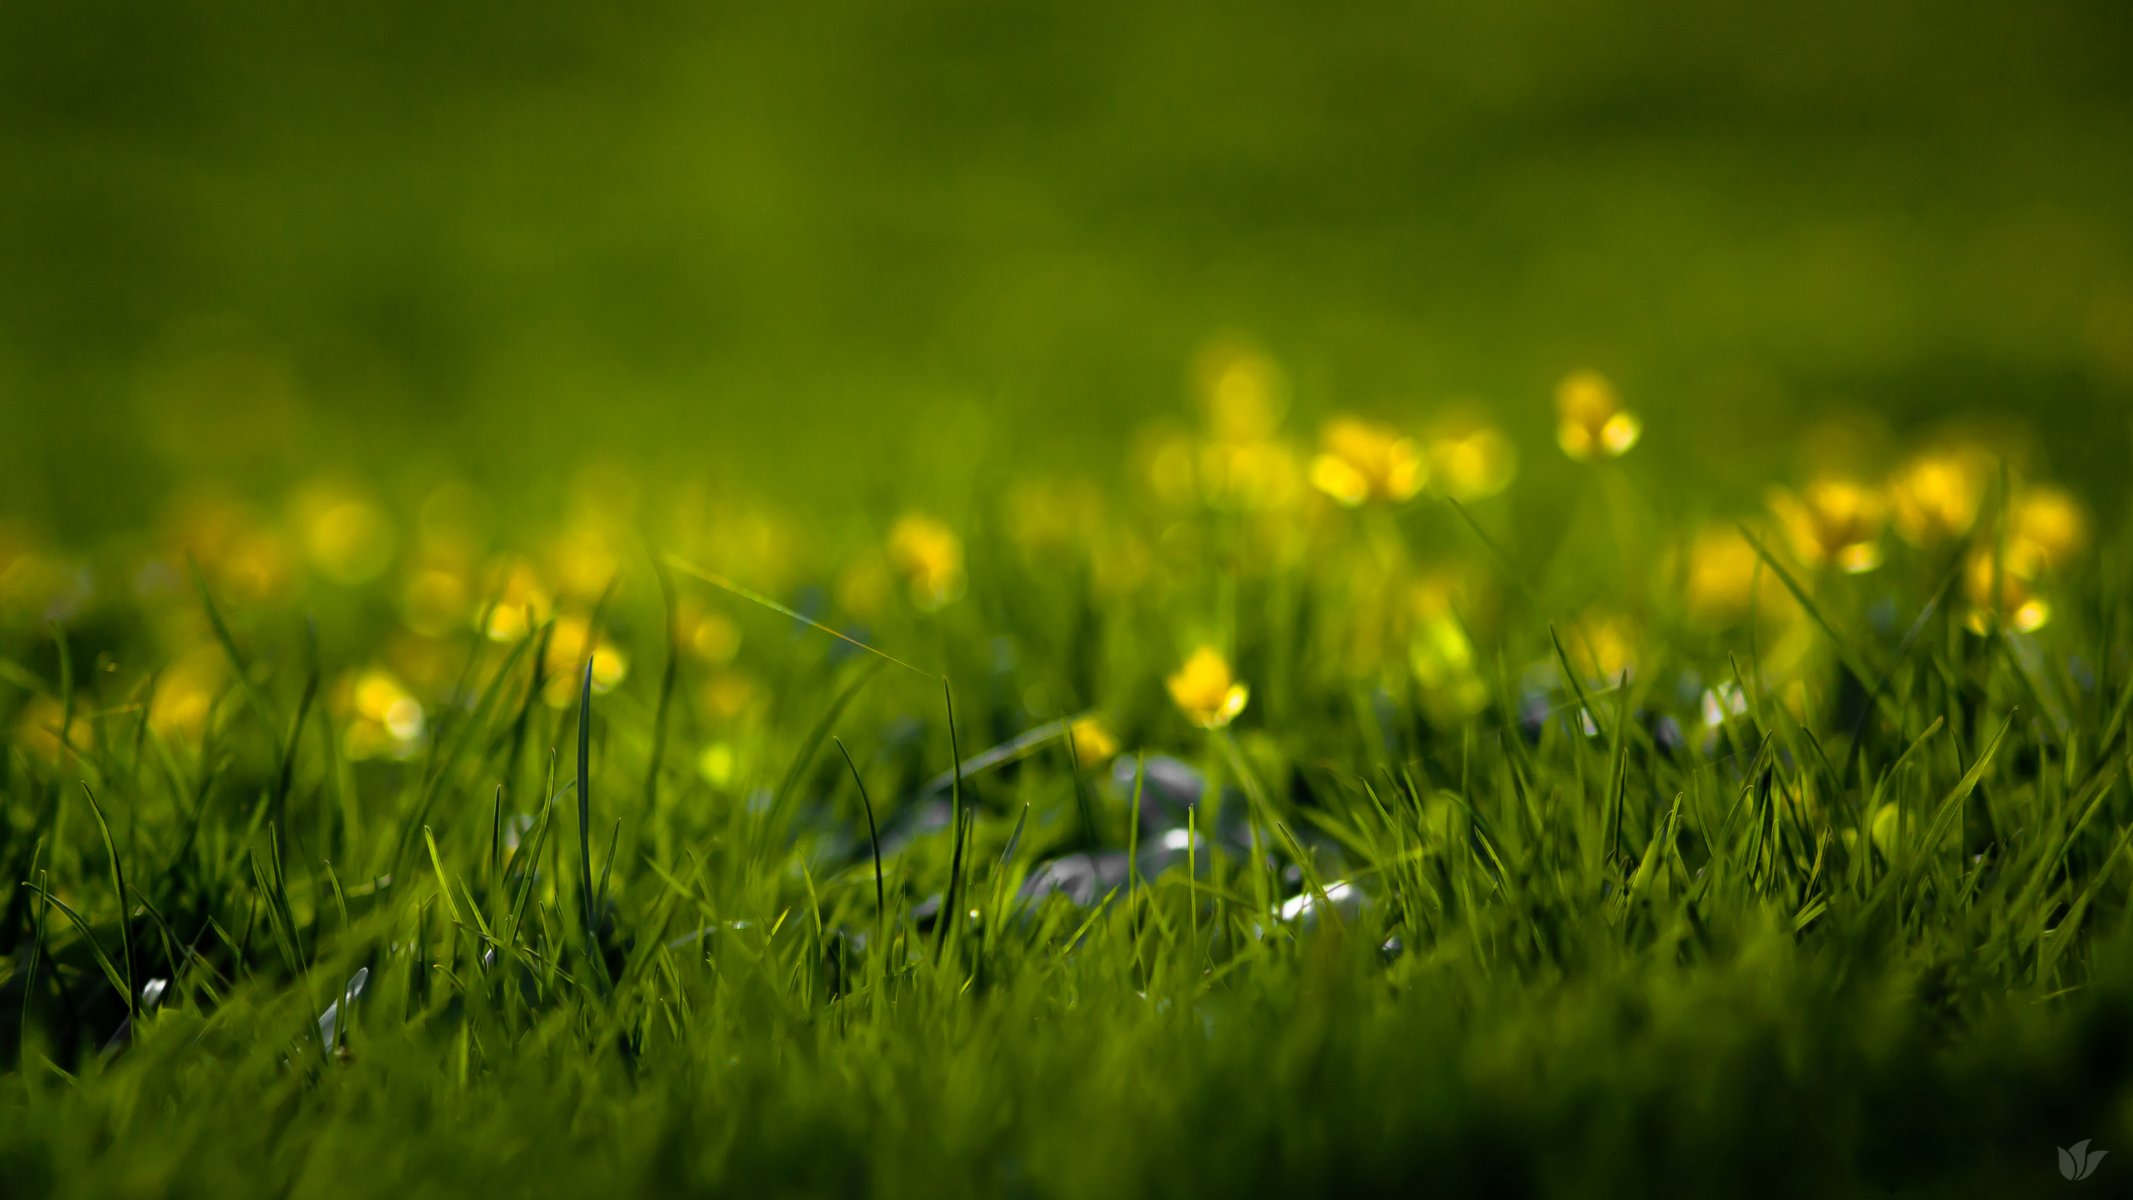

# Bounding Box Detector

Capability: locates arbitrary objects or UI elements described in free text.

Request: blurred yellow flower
[1067,715,1120,767]
[163,495,293,606]
[1769,477,1885,574]
[479,559,553,642]
[1554,370,1640,461]
[294,485,397,586]
[1167,646,1249,729]
[697,741,740,788]
[147,649,224,743]
[541,613,631,706]
[1562,610,1638,684]
[701,671,760,721]
[887,513,965,610]
[1200,440,1304,510]
[13,695,88,763]
[1887,448,1990,546]
[1962,546,2051,635]
[1308,417,1426,506]
[2011,485,2088,570]
[547,517,623,599]
[1424,418,1518,500]
[401,561,472,638]
[1410,610,1488,719]
[340,668,425,761]
[676,602,742,664]
[1192,341,1286,442]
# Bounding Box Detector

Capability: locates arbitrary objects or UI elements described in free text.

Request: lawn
[3,3,2133,1197]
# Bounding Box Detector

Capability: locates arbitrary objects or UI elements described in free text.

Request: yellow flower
[1562,610,1638,684]
[1410,610,1488,720]
[401,561,472,638]
[886,513,965,611]
[1192,341,1286,442]
[294,484,397,586]
[1067,716,1120,767]
[541,614,631,706]
[340,668,425,761]
[1887,448,1990,546]
[2011,485,2087,570]
[147,649,225,743]
[1554,370,1640,461]
[1424,418,1518,500]
[546,517,624,599]
[1167,646,1249,729]
[1962,546,2051,635]
[1308,417,1426,506]
[479,560,553,642]
[1680,526,1755,626]
[1769,477,1885,574]
[676,602,742,664]
[13,695,88,764]
[1195,438,1304,511]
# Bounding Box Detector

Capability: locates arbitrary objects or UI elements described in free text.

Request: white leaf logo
[2059,1139,2107,1181]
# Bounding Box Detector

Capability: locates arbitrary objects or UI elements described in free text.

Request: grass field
[6,4,2133,1198]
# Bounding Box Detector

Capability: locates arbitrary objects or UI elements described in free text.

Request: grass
[1,418,2130,1198]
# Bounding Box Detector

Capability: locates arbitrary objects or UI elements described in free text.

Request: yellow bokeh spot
[1769,477,1885,574]
[297,488,397,586]
[1166,646,1249,730]
[1309,417,1426,507]
[1563,610,1638,684]
[1192,341,1287,442]
[480,560,554,642]
[1962,547,2052,635]
[340,668,425,761]
[697,742,739,788]
[1887,447,1990,546]
[541,614,631,706]
[148,650,225,743]
[1424,419,1518,501]
[1555,370,1641,462]
[887,513,965,611]
[2012,485,2088,570]
[13,695,88,764]
[1067,715,1120,767]
[401,564,471,638]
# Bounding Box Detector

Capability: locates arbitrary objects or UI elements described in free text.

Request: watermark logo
[2059,1140,2108,1181]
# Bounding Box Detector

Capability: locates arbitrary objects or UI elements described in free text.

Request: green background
[4,0,2132,531]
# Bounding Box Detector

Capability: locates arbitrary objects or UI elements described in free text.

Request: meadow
[5,3,2133,1197]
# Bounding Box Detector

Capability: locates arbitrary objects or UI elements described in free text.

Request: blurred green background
[4,0,2132,535]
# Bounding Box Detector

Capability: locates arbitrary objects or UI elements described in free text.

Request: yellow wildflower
[1887,448,1990,546]
[1554,370,1640,461]
[1769,477,1885,574]
[293,484,397,586]
[2011,485,2088,570]
[1192,341,1286,442]
[147,649,225,743]
[1562,611,1638,684]
[340,668,425,761]
[1309,417,1427,506]
[1195,439,1304,510]
[886,513,965,611]
[1963,546,2051,635]
[401,560,472,638]
[1067,716,1120,767]
[13,695,88,763]
[1167,647,1249,730]
[1681,526,1761,627]
[479,559,553,642]
[541,614,631,706]
[1424,417,1518,500]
